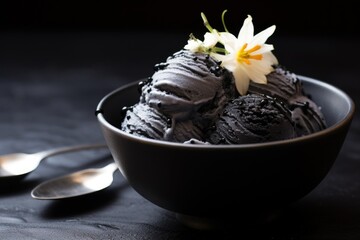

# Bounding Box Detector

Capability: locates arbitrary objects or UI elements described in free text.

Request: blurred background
[0,0,358,37]
[0,0,358,89]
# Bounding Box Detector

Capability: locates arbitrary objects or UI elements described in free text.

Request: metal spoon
[0,143,108,179]
[31,162,118,199]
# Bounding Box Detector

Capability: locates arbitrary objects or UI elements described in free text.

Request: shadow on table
[144,198,360,239]
[0,178,42,196]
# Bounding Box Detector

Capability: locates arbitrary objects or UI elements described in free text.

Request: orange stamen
[239,43,248,52]
[246,45,261,53]
[242,58,250,65]
[236,44,263,65]
[249,54,263,60]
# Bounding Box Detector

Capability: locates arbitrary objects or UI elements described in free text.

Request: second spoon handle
[34,143,108,159]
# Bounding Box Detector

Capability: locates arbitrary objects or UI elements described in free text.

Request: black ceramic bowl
[96,76,354,227]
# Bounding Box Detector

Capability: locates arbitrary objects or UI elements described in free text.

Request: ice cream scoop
[121,103,205,142]
[290,95,327,136]
[121,103,169,140]
[121,50,237,142]
[140,50,236,121]
[248,65,300,104]
[206,94,296,144]
[249,65,327,137]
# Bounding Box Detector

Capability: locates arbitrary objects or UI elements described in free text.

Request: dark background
[0,0,358,37]
[1,0,358,90]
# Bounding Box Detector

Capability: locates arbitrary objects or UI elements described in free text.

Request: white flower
[184,30,221,53]
[184,11,278,95]
[212,15,278,95]
[184,38,204,52]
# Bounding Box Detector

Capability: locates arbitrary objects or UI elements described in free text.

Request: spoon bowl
[31,162,118,199]
[0,144,108,179]
[0,153,47,178]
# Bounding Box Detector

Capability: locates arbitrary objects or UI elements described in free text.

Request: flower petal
[184,39,203,52]
[262,52,279,66]
[247,55,276,76]
[203,32,219,48]
[219,32,238,53]
[214,53,238,71]
[252,25,276,45]
[246,66,268,84]
[237,15,254,43]
[233,66,250,95]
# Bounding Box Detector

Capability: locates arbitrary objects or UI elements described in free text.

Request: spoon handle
[35,143,108,159]
[102,162,118,173]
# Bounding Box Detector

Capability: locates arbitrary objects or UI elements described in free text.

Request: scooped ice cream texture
[121,50,237,143]
[120,12,327,144]
[249,67,327,137]
[120,51,327,144]
[206,93,296,144]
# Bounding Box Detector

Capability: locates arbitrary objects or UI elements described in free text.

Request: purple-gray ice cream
[289,95,327,136]
[248,65,300,104]
[206,94,296,144]
[139,50,236,121]
[249,65,327,137]
[120,51,327,144]
[121,50,236,142]
[120,103,169,140]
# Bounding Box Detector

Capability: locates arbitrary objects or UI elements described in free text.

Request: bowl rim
[96,75,355,149]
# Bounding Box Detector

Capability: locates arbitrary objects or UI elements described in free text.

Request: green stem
[201,12,214,32]
[212,47,227,54]
[221,9,229,32]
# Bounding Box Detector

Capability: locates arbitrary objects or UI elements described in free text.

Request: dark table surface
[0,31,359,239]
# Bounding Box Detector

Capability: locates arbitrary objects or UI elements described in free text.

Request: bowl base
[176,209,281,230]
[176,213,223,230]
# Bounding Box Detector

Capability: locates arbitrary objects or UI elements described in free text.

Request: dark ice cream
[249,66,327,136]
[206,94,296,144]
[120,50,327,144]
[121,50,236,142]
